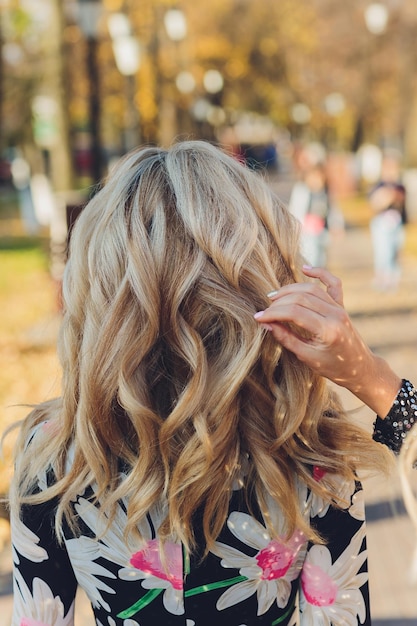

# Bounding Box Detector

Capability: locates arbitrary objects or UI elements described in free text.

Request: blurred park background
[1,0,417,623]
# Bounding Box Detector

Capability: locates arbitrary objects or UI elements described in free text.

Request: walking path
[1,197,417,624]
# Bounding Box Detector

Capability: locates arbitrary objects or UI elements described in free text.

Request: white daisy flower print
[64,535,116,612]
[71,496,184,617]
[299,524,368,625]
[12,570,74,626]
[349,490,365,521]
[11,510,48,566]
[309,468,357,518]
[212,510,307,616]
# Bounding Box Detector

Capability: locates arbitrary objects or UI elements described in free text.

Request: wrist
[341,353,402,417]
[373,380,417,453]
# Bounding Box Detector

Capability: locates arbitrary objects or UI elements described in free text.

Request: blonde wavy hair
[399,431,417,533]
[10,141,389,553]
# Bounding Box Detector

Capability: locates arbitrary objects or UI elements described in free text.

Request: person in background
[288,162,343,268]
[11,156,39,236]
[369,151,407,291]
[254,265,416,527]
[8,141,390,626]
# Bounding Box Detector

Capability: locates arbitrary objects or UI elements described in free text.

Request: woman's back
[13,427,367,625]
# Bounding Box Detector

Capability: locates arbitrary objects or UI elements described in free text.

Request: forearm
[339,352,402,418]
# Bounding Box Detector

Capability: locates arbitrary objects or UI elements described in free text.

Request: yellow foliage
[194,36,233,61]
[69,98,89,126]
[138,59,158,124]
[103,0,124,10]
[103,95,125,118]
[225,58,248,80]
[259,38,280,58]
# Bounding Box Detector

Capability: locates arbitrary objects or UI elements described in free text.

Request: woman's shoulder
[11,399,69,492]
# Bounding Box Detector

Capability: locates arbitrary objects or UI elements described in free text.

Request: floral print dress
[12,448,371,626]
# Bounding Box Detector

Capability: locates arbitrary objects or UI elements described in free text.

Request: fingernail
[267,290,280,298]
[254,311,265,319]
[261,323,273,331]
[302,264,313,269]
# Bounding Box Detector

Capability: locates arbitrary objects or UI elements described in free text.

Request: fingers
[264,287,341,326]
[254,268,347,348]
[254,267,350,367]
[255,298,329,329]
[263,317,338,373]
[267,322,315,363]
[267,267,344,308]
[252,268,381,389]
[301,266,344,306]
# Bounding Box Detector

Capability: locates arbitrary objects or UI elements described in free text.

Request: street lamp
[175,71,196,95]
[355,2,390,150]
[203,70,224,95]
[291,103,311,125]
[108,13,141,152]
[164,9,187,42]
[77,0,103,185]
[158,8,188,145]
[108,13,141,77]
[203,70,225,133]
[364,3,389,35]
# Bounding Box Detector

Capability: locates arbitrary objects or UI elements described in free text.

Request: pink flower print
[212,515,307,615]
[299,526,368,625]
[20,619,50,626]
[130,539,183,590]
[301,561,338,606]
[312,466,327,482]
[256,530,305,581]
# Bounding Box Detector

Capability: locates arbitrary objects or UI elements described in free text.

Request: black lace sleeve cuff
[372,380,417,454]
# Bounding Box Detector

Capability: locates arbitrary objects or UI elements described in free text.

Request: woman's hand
[254,266,402,417]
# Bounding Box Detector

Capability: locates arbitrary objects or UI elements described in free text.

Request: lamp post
[108,13,141,152]
[202,69,225,138]
[164,9,187,42]
[352,3,389,151]
[364,3,389,35]
[77,0,103,186]
[158,8,187,145]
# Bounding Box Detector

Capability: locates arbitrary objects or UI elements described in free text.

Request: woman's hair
[399,432,417,533]
[10,141,390,552]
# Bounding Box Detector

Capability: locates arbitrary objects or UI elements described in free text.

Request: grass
[0,241,61,495]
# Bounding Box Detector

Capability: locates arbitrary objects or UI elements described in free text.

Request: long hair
[10,141,389,552]
[399,432,417,534]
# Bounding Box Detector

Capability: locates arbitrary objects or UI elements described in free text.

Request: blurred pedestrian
[288,162,343,267]
[369,152,407,291]
[10,156,39,236]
